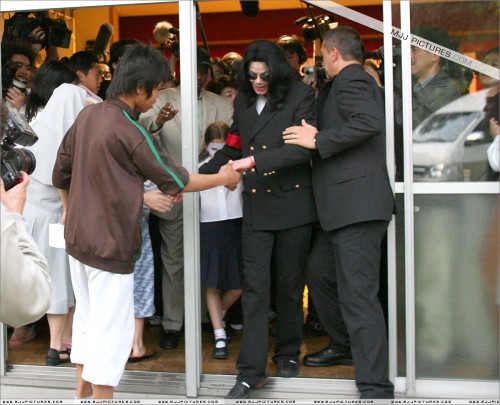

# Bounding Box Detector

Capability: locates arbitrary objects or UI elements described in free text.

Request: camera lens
[3,147,37,175]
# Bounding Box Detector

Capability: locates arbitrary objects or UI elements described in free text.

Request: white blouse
[198,157,243,223]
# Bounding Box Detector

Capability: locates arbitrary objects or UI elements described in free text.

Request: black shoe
[276,358,299,377]
[160,329,180,350]
[225,324,242,340]
[213,338,228,360]
[303,344,353,367]
[303,319,327,338]
[46,348,71,366]
[225,381,251,399]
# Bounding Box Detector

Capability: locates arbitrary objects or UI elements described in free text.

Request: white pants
[69,256,134,387]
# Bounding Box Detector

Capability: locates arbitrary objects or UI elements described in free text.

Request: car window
[413,111,483,143]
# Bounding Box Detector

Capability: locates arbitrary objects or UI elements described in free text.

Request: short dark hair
[277,34,308,65]
[483,46,500,59]
[211,57,230,76]
[107,44,170,99]
[109,38,141,73]
[64,51,99,75]
[412,25,453,50]
[324,26,363,63]
[1,40,35,67]
[206,74,238,95]
[238,39,293,111]
[25,59,78,122]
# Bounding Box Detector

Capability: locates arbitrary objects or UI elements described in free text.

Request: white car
[412,88,494,181]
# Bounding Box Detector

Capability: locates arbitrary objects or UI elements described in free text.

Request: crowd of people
[1,14,498,402]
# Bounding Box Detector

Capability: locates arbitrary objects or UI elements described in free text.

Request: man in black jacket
[283,26,395,399]
[201,39,317,399]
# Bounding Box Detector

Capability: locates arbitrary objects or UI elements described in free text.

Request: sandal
[62,341,72,354]
[46,348,71,366]
[8,327,36,348]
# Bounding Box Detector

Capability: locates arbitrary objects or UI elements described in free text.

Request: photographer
[3,12,65,62]
[1,167,51,328]
[1,41,35,113]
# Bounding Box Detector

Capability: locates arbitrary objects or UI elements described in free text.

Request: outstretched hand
[155,103,178,126]
[231,157,254,172]
[220,161,241,191]
[143,189,176,213]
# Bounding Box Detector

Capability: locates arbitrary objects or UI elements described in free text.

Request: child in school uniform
[199,122,244,359]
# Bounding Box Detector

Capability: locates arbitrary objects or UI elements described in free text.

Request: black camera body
[4,12,72,48]
[363,45,402,91]
[1,106,38,190]
[295,14,336,42]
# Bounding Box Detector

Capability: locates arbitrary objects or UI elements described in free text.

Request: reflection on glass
[412,89,493,182]
[391,0,500,183]
[395,194,407,377]
[414,194,499,380]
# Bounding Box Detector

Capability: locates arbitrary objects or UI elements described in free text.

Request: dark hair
[238,40,293,111]
[323,26,363,63]
[483,46,500,59]
[25,59,78,122]
[204,121,229,145]
[62,51,99,75]
[211,57,230,76]
[107,44,170,99]
[206,74,238,95]
[412,25,453,49]
[109,38,141,73]
[277,34,308,65]
[1,40,35,67]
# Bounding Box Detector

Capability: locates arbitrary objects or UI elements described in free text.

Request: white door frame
[1,0,498,399]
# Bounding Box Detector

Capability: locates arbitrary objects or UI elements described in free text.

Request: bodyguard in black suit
[283,26,395,399]
[200,40,317,399]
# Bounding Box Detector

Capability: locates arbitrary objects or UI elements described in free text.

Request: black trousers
[236,222,312,386]
[306,220,394,399]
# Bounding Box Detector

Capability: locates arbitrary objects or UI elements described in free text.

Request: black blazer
[200,80,317,231]
[313,64,395,232]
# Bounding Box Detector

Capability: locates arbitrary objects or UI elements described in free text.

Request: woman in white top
[21,53,103,366]
[8,60,77,349]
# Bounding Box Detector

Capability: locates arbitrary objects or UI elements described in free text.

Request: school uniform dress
[199,157,244,291]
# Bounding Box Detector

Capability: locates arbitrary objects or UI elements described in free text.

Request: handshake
[218,156,255,190]
[227,156,255,172]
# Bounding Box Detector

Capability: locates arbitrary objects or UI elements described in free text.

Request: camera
[168,27,180,58]
[2,61,28,99]
[363,45,402,91]
[301,56,328,88]
[1,105,38,190]
[3,12,72,49]
[295,14,337,42]
[302,65,316,83]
